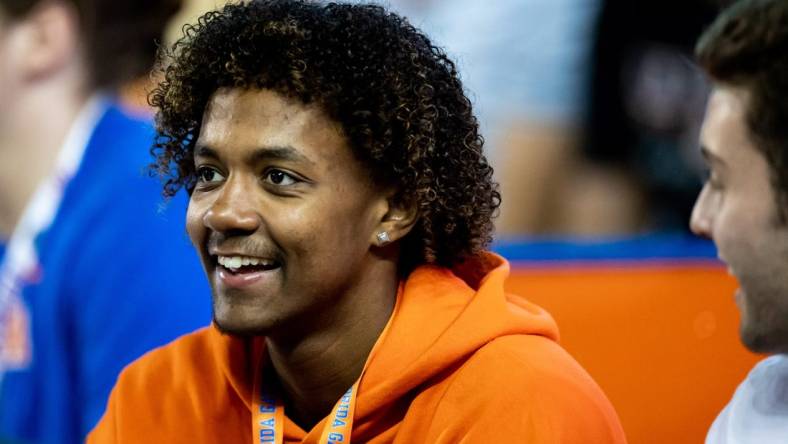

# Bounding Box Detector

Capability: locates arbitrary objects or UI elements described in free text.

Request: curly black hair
[150,0,500,271]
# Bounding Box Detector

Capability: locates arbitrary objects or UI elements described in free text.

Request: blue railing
[493,232,718,263]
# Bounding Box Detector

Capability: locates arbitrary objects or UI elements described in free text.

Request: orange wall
[505,263,762,444]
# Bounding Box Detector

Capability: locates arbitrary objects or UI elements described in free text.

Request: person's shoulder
[92,103,155,156]
[733,354,788,403]
[432,335,627,443]
[112,327,214,399]
[749,354,788,379]
[462,334,593,385]
[72,102,163,207]
[443,334,612,411]
[120,326,213,372]
[89,327,226,442]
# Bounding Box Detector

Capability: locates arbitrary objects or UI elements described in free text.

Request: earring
[376,231,391,246]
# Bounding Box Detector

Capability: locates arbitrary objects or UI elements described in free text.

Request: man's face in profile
[691,86,788,353]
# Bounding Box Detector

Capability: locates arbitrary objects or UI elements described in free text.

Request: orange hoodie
[89,253,626,443]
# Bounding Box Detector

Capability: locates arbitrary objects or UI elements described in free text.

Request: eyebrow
[194,144,314,166]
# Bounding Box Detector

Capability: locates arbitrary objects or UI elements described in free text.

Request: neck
[0,69,89,238]
[264,258,399,431]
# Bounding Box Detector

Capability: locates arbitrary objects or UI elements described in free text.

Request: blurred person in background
[690,0,788,441]
[583,0,719,233]
[0,0,210,442]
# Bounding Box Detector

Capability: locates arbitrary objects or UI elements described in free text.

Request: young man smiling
[89,1,626,442]
[690,0,788,442]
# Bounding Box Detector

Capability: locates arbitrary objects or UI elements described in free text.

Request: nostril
[224,227,257,237]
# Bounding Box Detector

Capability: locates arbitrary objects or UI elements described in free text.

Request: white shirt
[707,355,788,443]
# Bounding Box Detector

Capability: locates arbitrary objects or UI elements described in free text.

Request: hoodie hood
[355,252,559,416]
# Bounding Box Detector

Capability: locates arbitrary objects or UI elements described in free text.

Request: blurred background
[376,0,724,239]
[0,0,763,443]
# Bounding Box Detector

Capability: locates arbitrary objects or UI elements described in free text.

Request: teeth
[217,255,275,270]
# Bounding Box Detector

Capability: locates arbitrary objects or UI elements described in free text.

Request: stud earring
[376,231,391,246]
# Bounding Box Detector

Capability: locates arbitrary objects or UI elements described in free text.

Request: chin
[737,286,788,353]
[740,321,788,354]
[213,316,272,337]
[739,306,768,352]
[212,302,277,337]
[740,328,769,353]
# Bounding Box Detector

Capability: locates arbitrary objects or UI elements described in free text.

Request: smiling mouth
[215,255,281,274]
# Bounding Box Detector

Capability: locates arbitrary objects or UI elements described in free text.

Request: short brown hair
[0,0,181,90]
[696,0,788,219]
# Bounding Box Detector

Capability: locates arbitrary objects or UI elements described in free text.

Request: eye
[263,169,298,186]
[707,173,724,191]
[196,166,225,184]
[701,167,723,191]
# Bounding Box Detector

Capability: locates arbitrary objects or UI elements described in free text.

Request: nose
[690,185,712,239]
[203,176,260,234]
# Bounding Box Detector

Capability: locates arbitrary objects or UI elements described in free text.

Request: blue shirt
[0,102,211,443]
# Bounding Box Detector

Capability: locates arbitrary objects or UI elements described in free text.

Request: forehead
[701,86,758,166]
[202,88,332,136]
[197,88,350,163]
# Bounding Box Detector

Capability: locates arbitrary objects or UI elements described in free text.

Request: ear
[370,192,419,247]
[16,2,81,82]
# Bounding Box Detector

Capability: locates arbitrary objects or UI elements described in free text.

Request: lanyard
[252,372,361,444]
[251,282,402,443]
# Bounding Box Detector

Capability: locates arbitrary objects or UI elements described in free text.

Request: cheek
[279,200,372,263]
[714,223,746,262]
[713,201,750,244]
[278,209,347,259]
[714,211,776,275]
[185,198,206,247]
